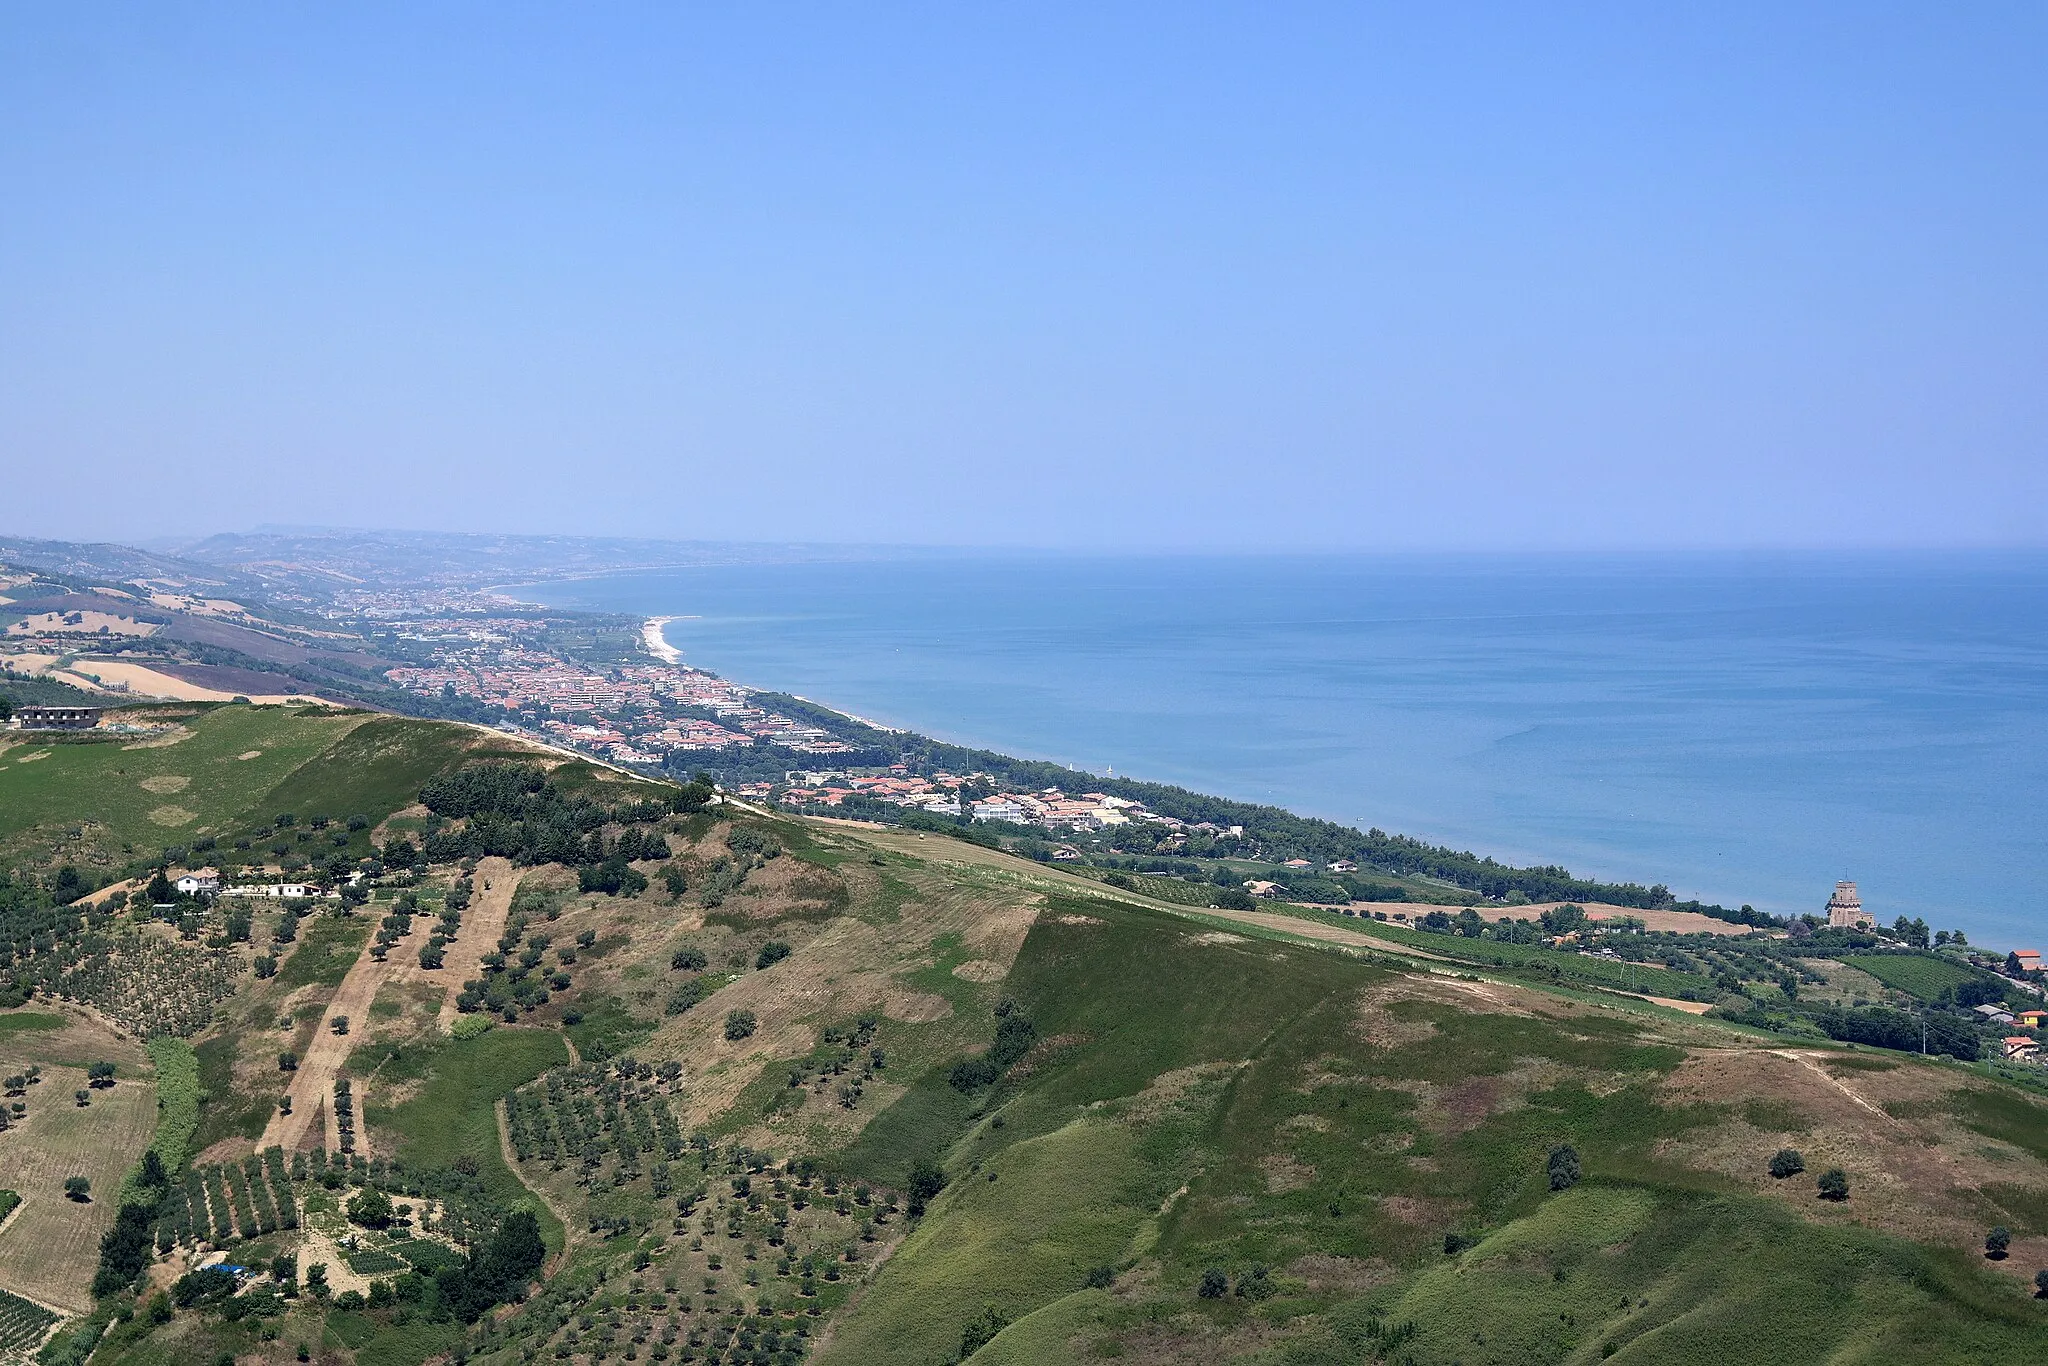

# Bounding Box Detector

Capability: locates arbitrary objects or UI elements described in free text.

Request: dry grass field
[0,1061,157,1312]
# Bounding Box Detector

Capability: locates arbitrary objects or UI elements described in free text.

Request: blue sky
[3,4,2043,550]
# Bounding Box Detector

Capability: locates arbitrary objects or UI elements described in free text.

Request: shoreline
[640,617,684,665]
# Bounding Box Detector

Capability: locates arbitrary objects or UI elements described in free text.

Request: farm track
[437,858,519,1031]
[494,1099,572,1266]
[261,857,523,1154]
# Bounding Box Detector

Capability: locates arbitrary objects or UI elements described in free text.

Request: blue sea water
[525,553,2048,949]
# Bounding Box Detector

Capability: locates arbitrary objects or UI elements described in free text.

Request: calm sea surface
[524,553,2048,948]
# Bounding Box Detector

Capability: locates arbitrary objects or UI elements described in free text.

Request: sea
[521,552,2048,950]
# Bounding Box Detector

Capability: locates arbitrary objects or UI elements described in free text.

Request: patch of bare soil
[1380,1193,1461,1226]
[1110,1060,1240,1125]
[1655,1046,2048,1281]
[1260,1153,1316,1192]
[1286,1253,1395,1293]
[1353,973,1566,1053]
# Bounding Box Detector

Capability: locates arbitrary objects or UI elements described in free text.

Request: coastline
[506,557,2044,948]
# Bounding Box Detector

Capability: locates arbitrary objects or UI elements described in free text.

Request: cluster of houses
[388,654,857,765]
[771,768,1249,838]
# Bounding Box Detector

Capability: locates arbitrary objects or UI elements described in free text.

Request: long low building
[13,705,101,730]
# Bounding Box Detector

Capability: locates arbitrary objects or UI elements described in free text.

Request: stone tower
[1826,880,1872,929]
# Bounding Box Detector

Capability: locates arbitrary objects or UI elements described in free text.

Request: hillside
[0,711,2040,1364]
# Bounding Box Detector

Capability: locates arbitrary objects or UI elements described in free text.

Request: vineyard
[0,1287,56,1359]
[154,1148,300,1247]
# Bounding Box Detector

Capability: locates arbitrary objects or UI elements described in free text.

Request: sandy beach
[640,616,683,664]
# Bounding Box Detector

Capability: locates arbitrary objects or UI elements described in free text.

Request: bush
[1986,1227,2011,1259]
[1817,1168,1849,1201]
[724,1009,757,1041]
[959,1304,1009,1357]
[905,1160,946,1217]
[1197,1267,1229,1299]
[346,1186,393,1229]
[1768,1148,1805,1179]
[1548,1143,1581,1191]
[451,1014,494,1041]
[755,940,792,970]
[670,946,707,972]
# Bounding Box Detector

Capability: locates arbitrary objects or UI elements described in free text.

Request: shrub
[1986,1227,2011,1259]
[670,946,707,972]
[724,1010,757,1042]
[1197,1267,1229,1299]
[755,940,792,970]
[451,1014,494,1041]
[1817,1168,1849,1201]
[1768,1148,1805,1179]
[1548,1143,1581,1191]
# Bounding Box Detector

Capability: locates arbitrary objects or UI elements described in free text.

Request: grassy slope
[364,1028,570,1241]
[0,704,366,850]
[822,894,2048,1366]
[0,705,513,880]
[17,716,2044,1364]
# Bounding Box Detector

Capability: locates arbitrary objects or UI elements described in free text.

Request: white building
[222,882,317,900]
[173,868,221,897]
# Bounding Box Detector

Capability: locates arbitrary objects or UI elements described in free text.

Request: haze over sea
[528,553,2048,949]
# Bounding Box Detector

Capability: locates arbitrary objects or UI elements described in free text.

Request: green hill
[0,714,2040,1365]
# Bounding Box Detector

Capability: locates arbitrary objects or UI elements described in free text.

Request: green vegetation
[367,1028,568,1224]
[275,914,370,989]
[816,893,2047,1365]
[189,1034,271,1153]
[0,1286,55,1355]
[8,718,2040,1366]
[121,1037,199,1203]
[1842,952,2010,1004]
[0,704,366,864]
[1377,1189,2038,1365]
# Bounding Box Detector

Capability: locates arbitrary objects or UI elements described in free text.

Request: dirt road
[260,857,522,1152]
